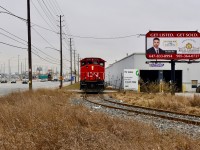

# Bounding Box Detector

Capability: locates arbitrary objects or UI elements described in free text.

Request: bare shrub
[111,92,200,116]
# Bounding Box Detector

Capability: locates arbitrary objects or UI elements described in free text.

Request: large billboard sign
[146,31,200,60]
[124,69,139,91]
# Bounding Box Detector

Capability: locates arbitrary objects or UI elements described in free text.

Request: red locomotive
[80,57,106,92]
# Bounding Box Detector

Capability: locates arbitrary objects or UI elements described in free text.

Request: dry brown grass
[64,82,80,89]
[0,89,200,149]
[111,91,200,116]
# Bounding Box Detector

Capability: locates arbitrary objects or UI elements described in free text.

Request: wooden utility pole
[74,50,76,83]
[70,38,72,85]
[59,15,63,89]
[27,0,32,90]
[77,54,80,82]
[18,55,19,75]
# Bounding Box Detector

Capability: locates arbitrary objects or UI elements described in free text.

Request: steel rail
[83,94,200,126]
[99,94,200,118]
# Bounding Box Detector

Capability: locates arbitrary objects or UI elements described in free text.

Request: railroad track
[82,93,200,126]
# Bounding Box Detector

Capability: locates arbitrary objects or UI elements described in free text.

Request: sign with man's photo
[146,31,200,60]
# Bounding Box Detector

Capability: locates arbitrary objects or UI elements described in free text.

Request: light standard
[45,47,62,88]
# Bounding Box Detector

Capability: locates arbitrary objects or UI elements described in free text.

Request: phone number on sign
[147,54,200,59]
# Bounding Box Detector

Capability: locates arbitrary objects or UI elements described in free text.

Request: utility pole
[4,63,5,74]
[27,0,32,90]
[8,59,10,81]
[59,15,63,89]
[21,62,22,75]
[77,54,80,82]
[70,38,72,85]
[0,64,2,74]
[18,55,19,75]
[25,58,26,73]
[73,50,76,83]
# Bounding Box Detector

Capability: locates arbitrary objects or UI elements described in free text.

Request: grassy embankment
[0,84,199,149]
[110,91,200,116]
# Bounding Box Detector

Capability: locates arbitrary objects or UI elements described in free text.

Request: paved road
[0,80,71,96]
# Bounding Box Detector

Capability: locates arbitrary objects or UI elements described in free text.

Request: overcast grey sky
[0,0,200,73]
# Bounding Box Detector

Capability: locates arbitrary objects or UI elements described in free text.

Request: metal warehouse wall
[105,53,200,92]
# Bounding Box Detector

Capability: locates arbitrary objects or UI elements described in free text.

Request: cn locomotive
[80,57,106,92]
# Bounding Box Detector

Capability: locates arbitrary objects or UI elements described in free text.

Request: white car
[11,79,17,83]
[1,78,7,83]
[22,79,29,84]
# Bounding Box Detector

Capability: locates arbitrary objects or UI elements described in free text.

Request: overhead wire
[46,0,58,15]
[41,0,57,22]
[32,27,57,50]
[36,0,57,30]
[0,41,59,65]
[0,41,27,49]
[31,0,55,30]
[1,3,73,70]
[0,28,60,64]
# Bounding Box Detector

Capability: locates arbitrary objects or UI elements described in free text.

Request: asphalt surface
[0,80,71,96]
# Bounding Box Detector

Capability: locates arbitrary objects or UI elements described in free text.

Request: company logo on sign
[149,63,164,67]
[178,39,200,53]
[163,40,177,47]
[186,43,192,50]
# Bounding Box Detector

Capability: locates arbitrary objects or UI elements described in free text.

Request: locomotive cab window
[93,60,98,65]
[100,62,104,67]
[81,61,86,66]
[87,60,93,64]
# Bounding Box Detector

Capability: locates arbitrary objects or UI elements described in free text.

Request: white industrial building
[105,53,200,92]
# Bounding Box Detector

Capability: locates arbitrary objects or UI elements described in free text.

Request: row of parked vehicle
[0,78,26,84]
[0,79,17,83]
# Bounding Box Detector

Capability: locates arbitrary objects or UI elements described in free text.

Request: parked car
[40,78,47,82]
[22,78,28,84]
[1,78,7,83]
[11,79,16,83]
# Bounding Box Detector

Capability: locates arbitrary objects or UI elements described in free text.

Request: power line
[32,27,57,49]
[32,51,59,65]
[36,0,57,30]
[0,41,27,49]
[0,41,59,65]
[47,0,58,15]
[0,32,27,46]
[0,5,14,14]
[0,28,60,63]
[63,33,139,39]
[51,0,64,15]
[41,0,57,22]
[31,0,55,30]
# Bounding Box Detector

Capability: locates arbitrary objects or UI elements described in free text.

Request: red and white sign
[146,31,200,60]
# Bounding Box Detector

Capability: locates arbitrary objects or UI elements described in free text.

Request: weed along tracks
[79,93,200,138]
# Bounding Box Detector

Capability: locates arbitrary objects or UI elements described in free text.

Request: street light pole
[27,0,32,90]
